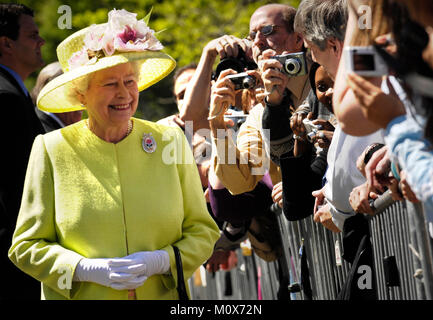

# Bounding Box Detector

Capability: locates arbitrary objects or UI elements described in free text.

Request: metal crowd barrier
[189,192,433,300]
[273,205,351,300]
[189,249,259,300]
[369,190,433,299]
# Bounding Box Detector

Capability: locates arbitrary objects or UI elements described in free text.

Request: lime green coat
[8,118,219,300]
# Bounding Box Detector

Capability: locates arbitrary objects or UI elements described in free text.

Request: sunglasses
[248,25,278,40]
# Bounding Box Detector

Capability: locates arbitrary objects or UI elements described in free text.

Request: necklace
[125,120,133,137]
[86,119,133,138]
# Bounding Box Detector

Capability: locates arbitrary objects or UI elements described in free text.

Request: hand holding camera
[259,49,290,105]
[260,49,308,105]
[308,119,334,148]
[209,69,237,132]
[272,52,308,77]
[212,36,257,80]
[302,118,323,143]
[290,111,309,138]
[205,35,249,62]
[291,112,334,148]
[302,118,335,148]
[226,72,257,91]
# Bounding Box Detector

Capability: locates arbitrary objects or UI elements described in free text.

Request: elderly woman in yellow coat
[8,9,220,300]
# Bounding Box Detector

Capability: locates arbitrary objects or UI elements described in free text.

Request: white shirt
[324,125,385,231]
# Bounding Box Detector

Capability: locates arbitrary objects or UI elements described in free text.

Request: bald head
[249,4,301,62]
[251,4,297,34]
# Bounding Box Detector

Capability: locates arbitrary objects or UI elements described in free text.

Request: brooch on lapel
[142,133,157,153]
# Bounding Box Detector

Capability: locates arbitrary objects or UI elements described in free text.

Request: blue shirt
[0,63,29,96]
[385,114,433,226]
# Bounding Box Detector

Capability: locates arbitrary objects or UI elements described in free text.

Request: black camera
[213,48,258,80]
[272,52,308,77]
[226,72,257,90]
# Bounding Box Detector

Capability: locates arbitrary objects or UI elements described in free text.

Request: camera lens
[242,76,256,89]
[285,58,301,75]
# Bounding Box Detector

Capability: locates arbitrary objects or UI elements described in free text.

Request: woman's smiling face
[83,62,139,129]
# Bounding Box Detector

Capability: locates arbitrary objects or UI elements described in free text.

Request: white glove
[73,258,148,290]
[109,250,170,278]
[73,251,170,290]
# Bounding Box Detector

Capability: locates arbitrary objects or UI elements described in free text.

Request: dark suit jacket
[0,66,45,300]
[35,108,63,132]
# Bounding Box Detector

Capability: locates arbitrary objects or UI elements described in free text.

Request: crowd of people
[0,0,432,300]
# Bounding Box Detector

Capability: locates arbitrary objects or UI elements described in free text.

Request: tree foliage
[16,0,300,120]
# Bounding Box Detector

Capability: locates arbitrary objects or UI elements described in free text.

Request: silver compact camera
[224,109,248,131]
[273,52,308,77]
[344,46,388,77]
[302,118,322,143]
[226,72,257,90]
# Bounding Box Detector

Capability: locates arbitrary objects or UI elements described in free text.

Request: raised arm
[179,35,248,132]
[332,4,383,136]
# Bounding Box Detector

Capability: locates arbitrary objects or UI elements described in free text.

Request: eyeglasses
[248,25,277,40]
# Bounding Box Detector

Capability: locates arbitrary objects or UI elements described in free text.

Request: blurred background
[13,0,300,120]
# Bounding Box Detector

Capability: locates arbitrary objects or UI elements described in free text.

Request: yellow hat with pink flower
[37,9,176,113]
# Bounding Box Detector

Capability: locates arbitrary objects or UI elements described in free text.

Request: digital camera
[224,109,248,131]
[272,52,308,77]
[226,72,257,90]
[344,46,388,77]
[213,48,258,80]
[302,118,322,143]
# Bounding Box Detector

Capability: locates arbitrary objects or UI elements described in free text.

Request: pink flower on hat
[111,9,163,52]
[70,8,164,69]
[118,25,137,44]
[83,24,106,52]
[68,48,90,70]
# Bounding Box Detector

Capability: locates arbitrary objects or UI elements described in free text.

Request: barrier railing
[369,190,433,299]
[273,204,351,300]
[189,192,433,300]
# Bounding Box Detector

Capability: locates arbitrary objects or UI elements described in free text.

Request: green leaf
[143,7,153,25]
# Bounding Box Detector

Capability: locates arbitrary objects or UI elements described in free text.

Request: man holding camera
[205,4,311,262]
[210,3,311,196]
[177,35,254,133]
